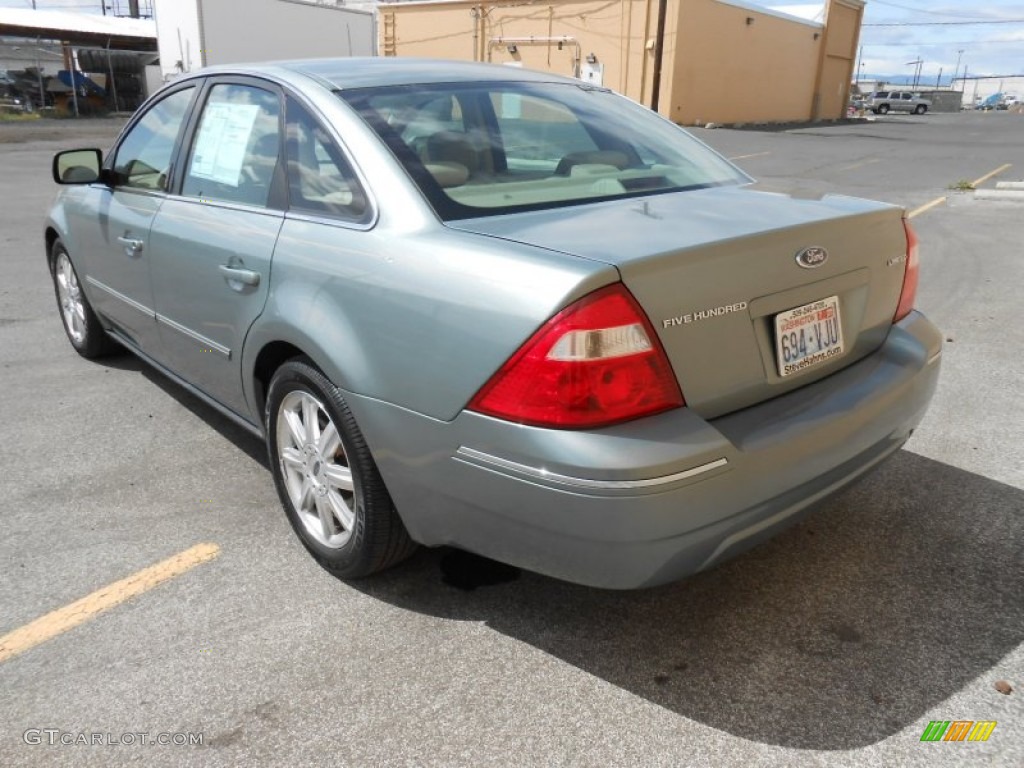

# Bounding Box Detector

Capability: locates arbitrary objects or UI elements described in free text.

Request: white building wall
[154,0,374,84]
[153,0,374,83]
[952,75,1024,106]
[201,0,374,65]
[153,0,203,79]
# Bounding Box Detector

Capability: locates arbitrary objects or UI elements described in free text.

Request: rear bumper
[349,311,942,589]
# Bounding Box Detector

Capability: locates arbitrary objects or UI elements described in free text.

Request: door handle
[218,264,261,288]
[117,236,144,257]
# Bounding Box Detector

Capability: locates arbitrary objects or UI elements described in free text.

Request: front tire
[914,104,927,115]
[50,239,118,359]
[877,104,890,115]
[266,360,416,578]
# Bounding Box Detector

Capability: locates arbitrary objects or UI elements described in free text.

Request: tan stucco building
[379,0,864,125]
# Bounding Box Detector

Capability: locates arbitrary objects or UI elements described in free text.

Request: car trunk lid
[447,185,910,418]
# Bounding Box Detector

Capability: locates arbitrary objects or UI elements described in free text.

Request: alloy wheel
[275,390,357,548]
[55,252,86,344]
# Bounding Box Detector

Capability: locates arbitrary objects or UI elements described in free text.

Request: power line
[865,19,1024,27]
[868,1,1007,20]
[862,39,1024,47]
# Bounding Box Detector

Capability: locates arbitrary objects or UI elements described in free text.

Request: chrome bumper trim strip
[455,447,728,491]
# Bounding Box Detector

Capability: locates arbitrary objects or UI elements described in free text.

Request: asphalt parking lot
[1,110,1022,767]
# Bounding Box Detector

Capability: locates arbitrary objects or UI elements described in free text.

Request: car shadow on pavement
[135,363,270,469]
[349,451,1023,750]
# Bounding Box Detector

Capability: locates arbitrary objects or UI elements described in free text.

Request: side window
[284,98,368,221]
[902,93,913,101]
[113,87,194,191]
[182,83,281,208]
[490,92,599,173]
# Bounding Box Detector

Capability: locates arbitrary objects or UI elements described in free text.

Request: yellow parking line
[837,158,881,172]
[728,151,772,161]
[972,163,1013,188]
[0,543,220,663]
[908,163,1013,220]
[908,196,947,219]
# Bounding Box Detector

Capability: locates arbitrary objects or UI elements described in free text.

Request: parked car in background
[0,96,28,114]
[45,59,942,589]
[980,97,1011,111]
[866,91,931,115]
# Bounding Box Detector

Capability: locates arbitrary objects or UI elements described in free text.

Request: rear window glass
[340,82,748,221]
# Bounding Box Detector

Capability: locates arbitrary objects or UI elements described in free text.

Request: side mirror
[53,148,104,185]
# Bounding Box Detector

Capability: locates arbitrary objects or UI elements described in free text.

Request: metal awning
[0,8,155,49]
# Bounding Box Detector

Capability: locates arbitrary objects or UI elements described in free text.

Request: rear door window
[181,83,282,208]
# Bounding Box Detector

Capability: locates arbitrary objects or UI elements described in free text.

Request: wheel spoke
[315,494,335,539]
[281,446,305,472]
[283,409,306,446]
[327,489,355,532]
[323,462,353,492]
[298,477,315,512]
[318,421,341,458]
[302,397,321,445]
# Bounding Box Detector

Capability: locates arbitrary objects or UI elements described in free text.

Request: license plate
[774,296,845,377]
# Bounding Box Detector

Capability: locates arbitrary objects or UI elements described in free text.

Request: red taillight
[469,284,684,429]
[894,218,920,322]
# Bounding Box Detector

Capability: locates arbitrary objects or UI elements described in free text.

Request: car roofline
[191,57,587,91]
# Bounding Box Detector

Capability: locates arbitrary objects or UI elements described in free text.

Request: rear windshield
[340,82,748,220]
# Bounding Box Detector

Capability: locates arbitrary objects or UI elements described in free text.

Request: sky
[2,0,1023,83]
[763,0,1024,82]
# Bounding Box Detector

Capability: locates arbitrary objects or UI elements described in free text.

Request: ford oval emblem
[796,247,829,269]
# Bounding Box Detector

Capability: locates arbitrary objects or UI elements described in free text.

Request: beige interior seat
[424,131,481,176]
[555,150,629,176]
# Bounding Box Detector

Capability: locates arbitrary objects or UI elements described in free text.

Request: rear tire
[49,239,118,359]
[266,359,417,578]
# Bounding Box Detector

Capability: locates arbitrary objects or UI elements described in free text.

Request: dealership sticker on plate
[774,295,844,377]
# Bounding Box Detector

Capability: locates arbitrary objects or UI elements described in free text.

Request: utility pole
[936,68,942,88]
[906,59,923,89]
[952,49,964,88]
[649,0,668,113]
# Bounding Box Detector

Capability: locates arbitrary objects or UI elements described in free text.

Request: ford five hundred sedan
[47,59,942,589]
